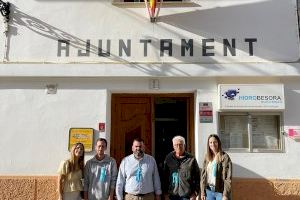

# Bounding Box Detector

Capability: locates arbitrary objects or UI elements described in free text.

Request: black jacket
[163,151,200,198]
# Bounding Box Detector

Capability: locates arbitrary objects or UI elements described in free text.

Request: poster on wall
[222,115,248,148]
[251,115,279,149]
[199,102,213,123]
[285,126,300,139]
[219,84,285,110]
[220,114,280,149]
[69,128,94,152]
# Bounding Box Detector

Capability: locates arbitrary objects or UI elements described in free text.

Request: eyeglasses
[173,143,184,147]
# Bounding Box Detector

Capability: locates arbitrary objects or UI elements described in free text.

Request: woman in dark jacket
[200,134,232,200]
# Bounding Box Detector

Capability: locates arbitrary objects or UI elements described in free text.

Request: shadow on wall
[9,4,129,63]
[159,0,299,63]
[282,84,300,127]
[5,3,258,76]
[9,4,207,76]
[5,1,300,75]
[232,163,300,200]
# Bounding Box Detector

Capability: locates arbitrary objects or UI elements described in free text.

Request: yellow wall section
[1,177,300,200]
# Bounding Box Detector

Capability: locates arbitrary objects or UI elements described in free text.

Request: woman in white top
[58,142,85,200]
[200,134,232,200]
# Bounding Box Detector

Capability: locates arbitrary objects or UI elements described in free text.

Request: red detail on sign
[199,111,213,116]
[99,123,105,132]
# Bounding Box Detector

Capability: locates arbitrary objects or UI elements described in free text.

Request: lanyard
[135,164,142,183]
[100,167,107,182]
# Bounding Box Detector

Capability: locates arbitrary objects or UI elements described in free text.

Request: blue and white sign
[219,84,285,110]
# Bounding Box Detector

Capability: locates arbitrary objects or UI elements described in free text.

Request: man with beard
[116,138,162,200]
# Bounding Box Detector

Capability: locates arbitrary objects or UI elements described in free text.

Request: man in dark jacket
[163,135,200,200]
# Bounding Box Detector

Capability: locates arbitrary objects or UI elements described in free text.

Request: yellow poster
[69,128,94,152]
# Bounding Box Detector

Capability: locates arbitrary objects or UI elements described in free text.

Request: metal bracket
[0,0,10,22]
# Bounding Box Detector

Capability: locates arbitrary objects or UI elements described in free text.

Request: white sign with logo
[219,84,285,110]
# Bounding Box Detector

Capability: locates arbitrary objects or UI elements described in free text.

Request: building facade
[1,0,300,199]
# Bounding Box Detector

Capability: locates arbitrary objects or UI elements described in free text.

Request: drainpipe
[297,0,300,37]
[0,0,10,62]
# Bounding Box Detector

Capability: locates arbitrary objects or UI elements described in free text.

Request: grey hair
[172,135,186,145]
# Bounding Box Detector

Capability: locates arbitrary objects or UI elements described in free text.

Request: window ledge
[112,1,200,8]
[225,149,285,153]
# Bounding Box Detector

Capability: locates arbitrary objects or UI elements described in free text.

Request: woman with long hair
[57,142,85,200]
[200,134,232,200]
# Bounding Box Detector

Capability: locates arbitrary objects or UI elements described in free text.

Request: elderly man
[116,138,162,200]
[163,136,200,200]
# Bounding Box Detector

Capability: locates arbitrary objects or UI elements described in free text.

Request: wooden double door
[111,94,194,166]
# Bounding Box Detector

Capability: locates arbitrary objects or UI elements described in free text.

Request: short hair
[172,135,186,145]
[95,138,107,146]
[133,137,144,143]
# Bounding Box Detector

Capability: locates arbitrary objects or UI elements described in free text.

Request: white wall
[0,78,108,174]
[0,0,298,63]
[198,77,300,179]
[0,0,299,180]
[2,77,300,179]
[0,77,213,175]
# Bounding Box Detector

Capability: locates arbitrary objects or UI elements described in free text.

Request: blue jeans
[206,189,223,200]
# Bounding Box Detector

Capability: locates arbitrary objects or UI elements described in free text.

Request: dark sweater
[163,151,200,198]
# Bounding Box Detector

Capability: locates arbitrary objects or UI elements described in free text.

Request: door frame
[111,93,195,159]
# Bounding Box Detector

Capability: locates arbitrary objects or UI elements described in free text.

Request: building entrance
[111,94,194,166]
